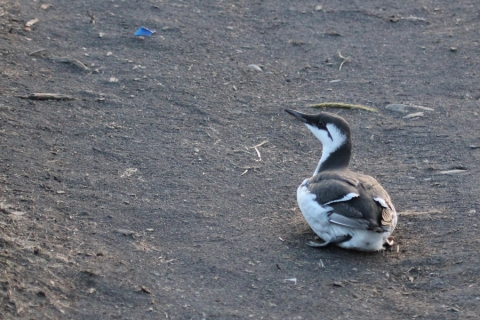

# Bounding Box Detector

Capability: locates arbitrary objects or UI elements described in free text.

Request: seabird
[285,109,397,251]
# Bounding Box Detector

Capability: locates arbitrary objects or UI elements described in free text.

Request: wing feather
[306,170,394,232]
[329,213,371,229]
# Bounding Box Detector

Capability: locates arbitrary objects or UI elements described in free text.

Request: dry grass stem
[338,51,352,70]
[250,140,268,149]
[254,147,261,160]
[51,57,90,71]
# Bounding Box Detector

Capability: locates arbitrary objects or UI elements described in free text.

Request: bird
[285,109,397,251]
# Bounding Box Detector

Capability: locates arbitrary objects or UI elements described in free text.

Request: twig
[254,147,261,161]
[86,11,95,24]
[28,48,46,56]
[249,140,268,149]
[51,57,90,71]
[338,51,351,71]
[310,102,377,113]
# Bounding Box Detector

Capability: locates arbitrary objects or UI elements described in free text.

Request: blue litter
[134,27,156,37]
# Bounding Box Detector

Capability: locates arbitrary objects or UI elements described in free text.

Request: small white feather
[324,192,359,205]
[373,197,389,208]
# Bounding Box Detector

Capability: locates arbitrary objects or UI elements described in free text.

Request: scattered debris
[439,169,467,175]
[450,47,458,52]
[0,202,26,216]
[249,140,268,149]
[385,103,409,113]
[25,18,39,27]
[285,278,297,285]
[51,57,90,71]
[315,5,323,11]
[329,79,341,83]
[28,48,46,56]
[386,103,434,113]
[40,4,53,10]
[134,27,156,37]
[401,15,428,23]
[114,229,137,237]
[141,286,152,294]
[324,30,341,36]
[333,281,344,287]
[18,93,75,101]
[253,147,261,160]
[469,145,479,149]
[120,168,138,178]
[86,11,95,24]
[338,51,351,71]
[248,64,263,72]
[109,77,119,83]
[318,259,325,268]
[408,104,434,111]
[289,39,305,46]
[403,112,424,119]
[310,102,377,113]
[248,141,267,161]
[447,306,460,312]
[362,11,429,24]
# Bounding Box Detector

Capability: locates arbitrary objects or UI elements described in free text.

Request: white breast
[296,180,334,242]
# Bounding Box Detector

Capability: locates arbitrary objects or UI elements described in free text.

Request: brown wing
[308,170,393,232]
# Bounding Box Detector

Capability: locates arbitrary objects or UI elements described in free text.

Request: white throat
[305,123,346,176]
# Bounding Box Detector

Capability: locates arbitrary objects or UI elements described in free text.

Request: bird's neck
[313,141,351,176]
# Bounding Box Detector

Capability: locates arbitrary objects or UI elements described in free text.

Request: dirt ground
[1,0,479,319]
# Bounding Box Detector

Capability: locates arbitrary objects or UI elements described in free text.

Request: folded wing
[308,171,392,232]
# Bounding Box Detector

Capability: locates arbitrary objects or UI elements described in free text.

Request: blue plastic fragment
[134,27,156,37]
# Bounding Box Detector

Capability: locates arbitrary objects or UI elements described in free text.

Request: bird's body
[285,109,397,251]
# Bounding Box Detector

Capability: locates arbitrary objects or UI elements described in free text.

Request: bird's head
[285,109,351,150]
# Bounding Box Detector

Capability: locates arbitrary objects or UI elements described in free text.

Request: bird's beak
[285,109,315,124]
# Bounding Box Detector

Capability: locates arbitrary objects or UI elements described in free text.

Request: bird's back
[306,170,396,233]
